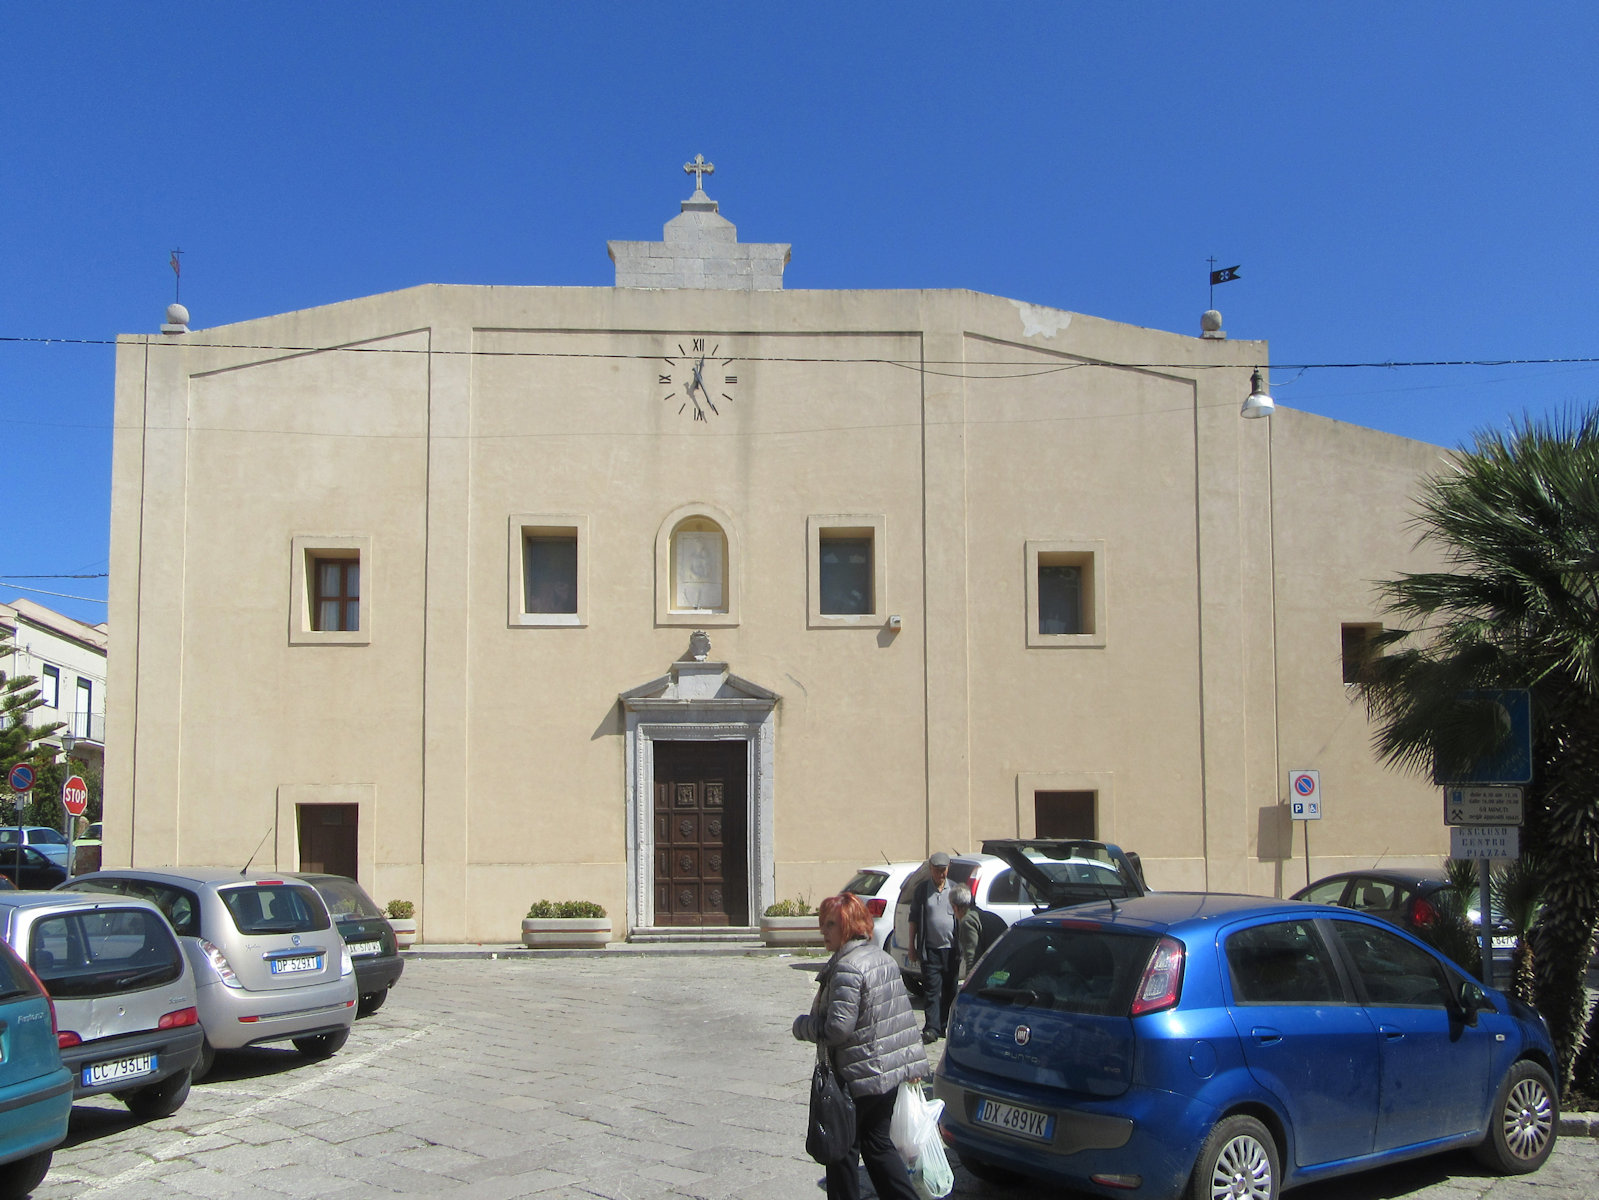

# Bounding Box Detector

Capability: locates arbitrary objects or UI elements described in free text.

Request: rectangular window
[1037,563,1083,635]
[1034,790,1096,838]
[40,664,60,709]
[1342,623,1380,684]
[1026,540,1106,648]
[314,558,361,632]
[510,516,588,627]
[524,534,578,614]
[819,536,872,615]
[290,535,371,646]
[807,515,886,627]
[73,677,92,740]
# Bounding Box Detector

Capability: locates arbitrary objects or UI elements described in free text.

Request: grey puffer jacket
[792,938,928,1097]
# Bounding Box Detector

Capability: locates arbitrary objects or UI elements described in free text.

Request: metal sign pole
[1478,856,1493,988]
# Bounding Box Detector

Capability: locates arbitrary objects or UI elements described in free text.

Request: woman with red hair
[793,892,927,1200]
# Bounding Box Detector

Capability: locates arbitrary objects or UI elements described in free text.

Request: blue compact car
[934,892,1559,1200]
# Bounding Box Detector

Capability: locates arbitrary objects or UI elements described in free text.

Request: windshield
[311,877,384,921]
[843,871,889,898]
[970,924,1157,1016]
[220,883,331,934]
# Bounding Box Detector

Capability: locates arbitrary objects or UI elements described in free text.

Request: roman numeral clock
[659,337,739,422]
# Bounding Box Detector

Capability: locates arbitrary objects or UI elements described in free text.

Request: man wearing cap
[907,852,959,1043]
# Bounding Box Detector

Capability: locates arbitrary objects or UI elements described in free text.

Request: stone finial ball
[166,303,190,325]
[1201,310,1223,332]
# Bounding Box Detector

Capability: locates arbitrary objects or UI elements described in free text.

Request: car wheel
[293,1028,351,1060]
[1472,1059,1558,1173]
[1187,1114,1279,1200]
[0,1149,51,1200]
[357,987,388,1016]
[955,1148,1025,1185]
[122,1069,192,1120]
[191,1038,217,1083]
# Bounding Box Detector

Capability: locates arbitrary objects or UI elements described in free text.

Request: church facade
[106,165,1449,942]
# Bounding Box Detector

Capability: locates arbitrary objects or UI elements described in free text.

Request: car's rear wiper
[977,986,1040,1006]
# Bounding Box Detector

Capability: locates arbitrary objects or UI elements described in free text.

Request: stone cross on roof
[684,154,714,192]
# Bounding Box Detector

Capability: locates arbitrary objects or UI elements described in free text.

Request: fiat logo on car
[1014,1025,1031,1046]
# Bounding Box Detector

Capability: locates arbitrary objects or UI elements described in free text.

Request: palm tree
[1359,409,1599,1093]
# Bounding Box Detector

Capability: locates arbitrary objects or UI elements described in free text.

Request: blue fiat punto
[934,892,1559,1200]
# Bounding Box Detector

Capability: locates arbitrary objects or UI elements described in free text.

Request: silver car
[0,891,202,1118]
[61,869,357,1079]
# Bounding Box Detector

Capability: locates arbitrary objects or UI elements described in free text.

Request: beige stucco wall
[106,282,1448,942]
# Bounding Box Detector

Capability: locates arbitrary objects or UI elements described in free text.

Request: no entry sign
[62,775,89,818]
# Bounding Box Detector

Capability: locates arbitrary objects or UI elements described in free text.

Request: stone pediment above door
[619,633,780,712]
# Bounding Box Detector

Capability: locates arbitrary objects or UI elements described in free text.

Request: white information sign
[1443,786,1523,827]
[1288,770,1321,821]
[1450,825,1520,860]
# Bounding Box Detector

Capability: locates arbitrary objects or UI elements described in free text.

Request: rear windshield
[844,871,888,898]
[969,925,1157,1016]
[312,877,383,921]
[220,884,330,935]
[29,908,184,998]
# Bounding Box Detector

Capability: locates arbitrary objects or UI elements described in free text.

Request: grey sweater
[793,938,928,1097]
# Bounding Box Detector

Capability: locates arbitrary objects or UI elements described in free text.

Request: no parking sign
[1289,770,1321,820]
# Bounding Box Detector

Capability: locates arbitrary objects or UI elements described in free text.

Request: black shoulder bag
[805,962,858,1164]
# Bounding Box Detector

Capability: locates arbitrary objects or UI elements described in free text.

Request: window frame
[290,535,371,646]
[40,664,60,710]
[508,514,589,628]
[1026,539,1106,648]
[807,514,887,628]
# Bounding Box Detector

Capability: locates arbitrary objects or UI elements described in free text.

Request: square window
[1342,623,1380,684]
[1034,790,1096,838]
[510,516,588,627]
[1026,540,1105,648]
[807,516,886,627]
[290,536,371,645]
[819,536,872,615]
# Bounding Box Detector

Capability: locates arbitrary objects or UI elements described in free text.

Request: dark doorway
[652,740,748,926]
[298,804,358,878]
[1034,790,1096,839]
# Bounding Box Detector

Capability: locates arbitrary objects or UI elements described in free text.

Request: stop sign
[62,775,89,818]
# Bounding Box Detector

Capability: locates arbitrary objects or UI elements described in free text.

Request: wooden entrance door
[653,740,748,926]
[298,804,358,878]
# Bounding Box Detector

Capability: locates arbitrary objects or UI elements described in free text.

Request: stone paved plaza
[32,953,1599,1199]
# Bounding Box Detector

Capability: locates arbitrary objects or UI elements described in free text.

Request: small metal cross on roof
[683,153,715,190]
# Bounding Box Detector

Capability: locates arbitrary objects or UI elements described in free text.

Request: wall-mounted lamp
[886,614,903,632]
[1241,369,1274,419]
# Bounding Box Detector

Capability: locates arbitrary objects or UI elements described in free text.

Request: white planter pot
[521,917,612,948]
[759,915,824,948]
[389,918,417,949]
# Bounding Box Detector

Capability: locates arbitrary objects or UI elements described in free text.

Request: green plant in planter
[385,899,415,920]
[762,896,814,918]
[526,900,607,919]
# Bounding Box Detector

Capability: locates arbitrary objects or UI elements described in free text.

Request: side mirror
[1455,981,1484,1027]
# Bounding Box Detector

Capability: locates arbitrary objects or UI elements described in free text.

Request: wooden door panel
[651,741,748,926]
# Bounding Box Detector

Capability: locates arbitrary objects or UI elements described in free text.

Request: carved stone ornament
[688,629,712,661]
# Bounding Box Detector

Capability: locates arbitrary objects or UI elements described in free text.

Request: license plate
[1492,935,1517,949]
[270,955,322,974]
[347,940,382,957]
[975,1097,1055,1142]
[85,1053,156,1087]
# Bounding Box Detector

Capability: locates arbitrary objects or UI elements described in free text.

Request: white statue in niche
[675,530,724,610]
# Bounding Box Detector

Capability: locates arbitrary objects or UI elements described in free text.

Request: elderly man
[907,852,959,1043]
[951,884,1007,981]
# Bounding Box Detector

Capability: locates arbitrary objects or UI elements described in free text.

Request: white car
[889,839,1144,987]
[841,862,922,951]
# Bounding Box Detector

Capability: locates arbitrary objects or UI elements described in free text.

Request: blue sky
[3,5,1596,627]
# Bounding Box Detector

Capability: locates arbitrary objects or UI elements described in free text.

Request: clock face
[660,336,738,422]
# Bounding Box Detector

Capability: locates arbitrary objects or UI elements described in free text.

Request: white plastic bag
[890,1081,953,1199]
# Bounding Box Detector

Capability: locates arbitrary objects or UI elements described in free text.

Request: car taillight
[201,939,242,988]
[965,872,980,898]
[159,1007,199,1029]
[866,898,887,919]
[57,1030,81,1049]
[1410,897,1438,927]
[1129,936,1185,1016]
